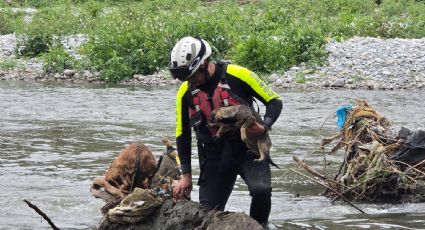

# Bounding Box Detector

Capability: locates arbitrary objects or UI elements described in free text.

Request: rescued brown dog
[92,143,158,199]
[211,104,272,162]
[106,144,157,196]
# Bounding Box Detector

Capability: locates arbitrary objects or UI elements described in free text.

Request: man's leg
[198,142,238,211]
[239,155,272,224]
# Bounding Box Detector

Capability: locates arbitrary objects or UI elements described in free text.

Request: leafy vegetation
[2,0,425,82]
[0,10,14,34]
[0,59,20,70]
[17,34,54,57]
[0,8,26,35]
[40,44,77,73]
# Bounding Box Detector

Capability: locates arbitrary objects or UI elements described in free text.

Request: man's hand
[245,121,266,138]
[173,173,192,201]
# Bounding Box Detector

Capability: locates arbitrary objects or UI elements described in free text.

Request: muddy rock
[98,199,263,230]
[199,211,263,230]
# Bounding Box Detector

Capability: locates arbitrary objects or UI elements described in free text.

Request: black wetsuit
[175,62,282,224]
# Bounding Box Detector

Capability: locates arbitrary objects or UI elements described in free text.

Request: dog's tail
[267,155,280,169]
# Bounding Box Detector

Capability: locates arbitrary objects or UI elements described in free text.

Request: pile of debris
[91,138,262,230]
[319,99,425,203]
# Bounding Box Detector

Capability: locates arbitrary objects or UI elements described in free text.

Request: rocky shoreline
[1,33,424,89]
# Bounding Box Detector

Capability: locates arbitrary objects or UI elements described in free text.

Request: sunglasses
[168,65,195,82]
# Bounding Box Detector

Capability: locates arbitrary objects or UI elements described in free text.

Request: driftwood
[292,156,326,180]
[289,169,365,214]
[308,99,425,203]
[23,199,60,230]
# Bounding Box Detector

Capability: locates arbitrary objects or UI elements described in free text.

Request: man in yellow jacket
[169,36,282,225]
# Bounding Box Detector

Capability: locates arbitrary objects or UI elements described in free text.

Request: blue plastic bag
[336,104,353,130]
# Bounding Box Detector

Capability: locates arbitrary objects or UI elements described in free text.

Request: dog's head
[211,105,241,124]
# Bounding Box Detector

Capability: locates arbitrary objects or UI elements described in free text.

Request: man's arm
[261,98,282,130]
[175,82,192,174]
[226,64,282,130]
[174,82,194,200]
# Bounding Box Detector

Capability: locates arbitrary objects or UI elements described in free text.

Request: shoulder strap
[188,84,201,112]
[217,62,231,106]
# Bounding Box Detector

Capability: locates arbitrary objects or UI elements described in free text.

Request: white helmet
[168,36,212,81]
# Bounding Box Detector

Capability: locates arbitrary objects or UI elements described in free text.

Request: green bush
[295,72,308,84]
[15,3,83,57]
[290,26,327,65]
[7,0,425,82]
[7,0,75,7]
[232,26,326,73]
[0,59,20,70]
[83,12,167,81]
[17,34,54,57]
[40,44,76,73]
[81,0,103,17]
[82,1,237,81]
[232,34,295,73]
[99,53,132,82]
[0,10,15,35]
[0,9,26,35]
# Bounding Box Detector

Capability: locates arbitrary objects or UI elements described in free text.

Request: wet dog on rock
[91,143,158,199]
[91,140,181,214]
[211,105,272,162]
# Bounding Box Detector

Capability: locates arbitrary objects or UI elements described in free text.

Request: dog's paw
[240,127,248,141]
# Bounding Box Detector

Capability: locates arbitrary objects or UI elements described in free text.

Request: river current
[1,81,424,229]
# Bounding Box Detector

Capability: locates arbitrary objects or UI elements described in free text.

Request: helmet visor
[168,64,194,82]
[168,37,206,82]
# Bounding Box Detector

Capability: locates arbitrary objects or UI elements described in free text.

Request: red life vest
[189,77,241,136]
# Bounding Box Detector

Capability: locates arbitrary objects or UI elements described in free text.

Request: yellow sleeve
[175,81,189,138]
[226,64,281,102]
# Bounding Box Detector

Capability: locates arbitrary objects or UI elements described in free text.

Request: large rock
[98,199,263,230]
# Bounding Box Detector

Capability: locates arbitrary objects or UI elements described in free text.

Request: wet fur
[211,105,272,162]
[92,140,180,213]
[103,144,158,197]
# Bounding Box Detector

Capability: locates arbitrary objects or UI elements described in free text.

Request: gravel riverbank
[1,34,424,89]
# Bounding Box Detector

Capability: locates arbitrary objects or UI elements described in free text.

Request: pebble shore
[278,36,425,90]
[1,33,424,89]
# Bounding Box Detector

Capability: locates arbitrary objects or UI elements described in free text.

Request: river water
[1,81,424,229]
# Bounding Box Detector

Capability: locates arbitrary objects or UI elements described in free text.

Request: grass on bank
[1,0,425,83]
[0,59,21,70]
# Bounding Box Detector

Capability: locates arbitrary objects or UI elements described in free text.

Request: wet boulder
[98,199,263,230]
